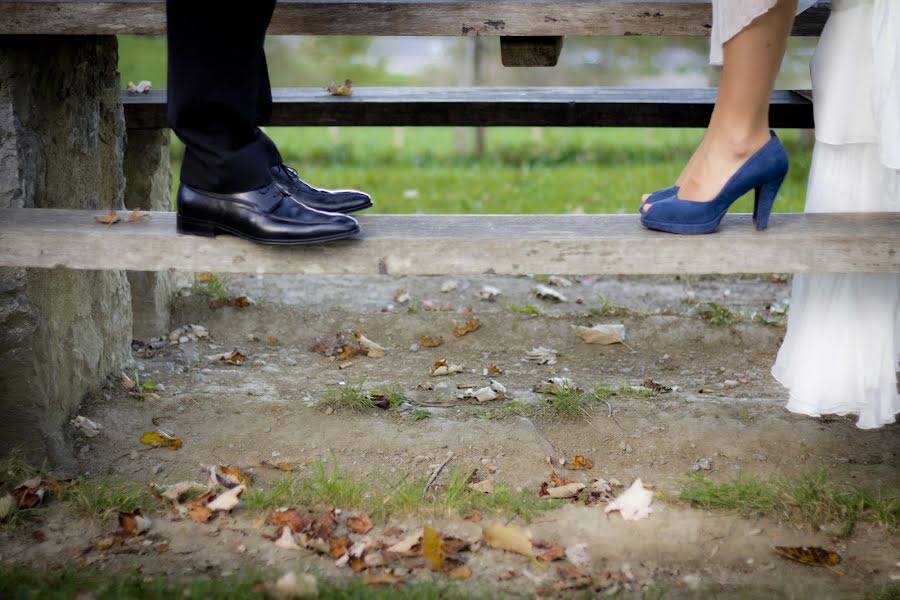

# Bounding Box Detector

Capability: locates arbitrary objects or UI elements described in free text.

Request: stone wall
[0,36,132,466]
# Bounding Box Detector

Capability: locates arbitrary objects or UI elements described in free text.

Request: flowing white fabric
[771,0,900,429]
[710,0,817,65]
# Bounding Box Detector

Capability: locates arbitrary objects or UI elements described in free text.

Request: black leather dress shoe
[271,164,373,214]
[176,183,359,245]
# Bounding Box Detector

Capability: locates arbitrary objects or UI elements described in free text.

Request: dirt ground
[2,274,898,598]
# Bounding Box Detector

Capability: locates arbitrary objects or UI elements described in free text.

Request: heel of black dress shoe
[177,215,217,237]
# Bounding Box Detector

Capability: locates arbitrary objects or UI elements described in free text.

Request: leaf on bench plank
[127,207,150,222]
[126,80,152,93]
[95,210,120,225]
[326,79,353,96]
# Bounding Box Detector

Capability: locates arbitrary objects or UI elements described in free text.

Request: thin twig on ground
[423,454,454,498]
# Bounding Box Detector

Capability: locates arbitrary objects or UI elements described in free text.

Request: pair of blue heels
[639,132,789,234]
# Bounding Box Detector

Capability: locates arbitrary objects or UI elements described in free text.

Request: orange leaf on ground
[448,565,472,580]
[363,571,405,585]
[452,318,482,337]
[420,335,444,348]
[422,526,444,571]
[118,509,151,535]
[139,431,182,450]
[346,513,373,534]
[565,455,594,471]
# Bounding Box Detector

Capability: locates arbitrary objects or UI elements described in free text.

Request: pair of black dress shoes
[176,164,372,245]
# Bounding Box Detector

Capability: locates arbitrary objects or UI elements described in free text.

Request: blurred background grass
[118,35,817,214]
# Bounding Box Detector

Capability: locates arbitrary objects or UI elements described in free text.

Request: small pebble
[129,451,140,460]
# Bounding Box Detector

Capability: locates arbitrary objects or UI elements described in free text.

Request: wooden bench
[6,0,886,282]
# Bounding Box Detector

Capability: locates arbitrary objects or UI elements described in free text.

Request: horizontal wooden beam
[123,87,814,130]
[0,1,830,36]
[1,210,896,275]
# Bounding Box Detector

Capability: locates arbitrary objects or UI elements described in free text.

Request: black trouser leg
[167,0,277,193]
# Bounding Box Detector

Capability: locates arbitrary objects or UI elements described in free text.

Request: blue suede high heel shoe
[640,132,788,235]
[640,186,678,210]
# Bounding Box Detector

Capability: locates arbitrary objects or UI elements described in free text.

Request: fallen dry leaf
[420,335,444,348]
[223,349,249,365]
[533,540,566,562]
[118,509,151,536]
[482,523,534,558]
[430,359,464,377]
[95,210,120,225]
[261,461,297,472]
[774,546,843,573]
[643,379,673,393]
[126,80,152,93]
[268,508,307,532]
[448,565,472,580]
[484,364,503,376]
[354,332,386,358]
[540,472,585,499]
[386,529,422,555]
[422,526,444,571]
[196,272,216,283]
[534,284,567,302]
[363,570,405,585]
[571,324,626,345]
[127,207,150,222]
[565,455,594,471]
[468,479,496,494]
[139,431,182,450]
[452,318,482,337]
[275,527,301,550]
[71,415,101,438]
[217,465,252,488]
[189,505,214,523]
[207,484,245,512]
[210,296,253,310]
[394,289,411,304]
[547,275,573,288]
[346,513,373,534]
[604,478,653,521]
[524,346,558,365]
[534,377,581,396]
[326,79,353,96]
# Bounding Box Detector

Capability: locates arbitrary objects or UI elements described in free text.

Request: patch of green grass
[591,293,649,318]
[616,386,655,399]
[244,462,555,523]
[372,386,407,408]
[540,386,589,417]
[0,567,479,600]
[506,303,543,315]
[411,408,432,420]
[190,272,231,298]
[320,383,376,411]
[694,301,739,326]
[861,588,900,600]
[678,472,899,534]
[591,384,616,400]
[65,478,160,522]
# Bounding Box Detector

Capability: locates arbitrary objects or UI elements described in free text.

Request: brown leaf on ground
[774,546,842,571]
[118,509,151,536]
[564,455,594,471]
[363,570,405,585]
[139,431,183,450]
[354,332,387,358]
[218,349,247,366]
[482,523,534,558]
[484,364,503,376]
[217,465,252,487]
[210,296,253,310]
[540,471,585,499]
[643,379,673,393]
[463,513,482,524]
[260,461,297,472]
[326,79,353,96]
[189,505,214,523]
[196,272,216,283]
[386,529,422,555]
[533,540,566,562]
[430,359,464,377]
[346,513,374,534]
[420,335,444,348]
[394,288,411,304]
[329,535,351,559]
[95,210,120,225]
[268,508,307,532]
[127,207,150,222]
[570,323,625,345]
[452,318,482,337]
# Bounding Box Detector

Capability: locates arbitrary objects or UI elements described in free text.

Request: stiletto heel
[640,131,789,235]
[177,215,217,237]
[753,175,784,231]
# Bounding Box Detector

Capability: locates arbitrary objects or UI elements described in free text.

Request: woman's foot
[641,129,772,212]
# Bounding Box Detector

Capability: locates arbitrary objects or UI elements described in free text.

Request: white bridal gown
[714,0,900,429]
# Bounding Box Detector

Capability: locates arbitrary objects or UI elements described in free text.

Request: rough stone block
[124,128,174,339]
[0,35,132,465]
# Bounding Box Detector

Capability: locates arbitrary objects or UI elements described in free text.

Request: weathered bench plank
[1,209,895,275]
[0,1,831,36]
[123,88,814,130]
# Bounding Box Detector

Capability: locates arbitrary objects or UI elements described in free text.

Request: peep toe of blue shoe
[640,186,678,210]
[640,132,789,235]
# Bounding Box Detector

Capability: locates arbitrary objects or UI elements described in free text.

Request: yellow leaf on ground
[482,523,534,558]
[420,335,444,348]
[422,526,444,571]
[774,546,843,572]
[139,431,182,450]
[565,455,594,471]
